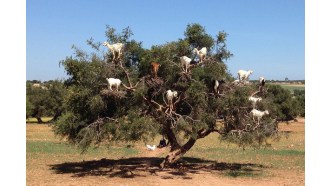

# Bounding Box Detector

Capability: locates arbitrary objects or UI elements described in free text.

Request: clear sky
[27,0,305,81]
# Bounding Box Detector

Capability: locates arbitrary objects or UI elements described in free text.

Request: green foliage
[53,112,81,142]
[53,23,288,155]
[46,80,67,119]
[184,23,214,50]
[266,85,301,121]
[215,31,234,62]
[26,96,34,118]
[26,84,49,119]
[293,89,305,117]
[26,80,66,122]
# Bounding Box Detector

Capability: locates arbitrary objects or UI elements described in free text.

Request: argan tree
[26,80,66,123]
[53,24,280,167]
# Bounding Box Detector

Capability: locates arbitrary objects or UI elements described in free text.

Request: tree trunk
[160,138,196,168]
[49,111,62,123]
[164,123,181,150]
[36,117,43,124]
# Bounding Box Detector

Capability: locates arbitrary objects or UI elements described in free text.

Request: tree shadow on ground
[49,157,266,179]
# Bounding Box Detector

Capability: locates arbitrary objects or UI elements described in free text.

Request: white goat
[103,42,124,60]
[213,79,226,94]
[41,86,48,90]
[32,83,48,90]
[106,78,121,91]
[180,56,192,73]
[166,90,178,104]
[146,144,156,151]
[248,96,262,108]
[32,83,41,88]
[237,70,253,82]
[250,109,269,124]
[193,47,207,62]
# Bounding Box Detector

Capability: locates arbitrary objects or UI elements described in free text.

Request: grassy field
[26,117,53,123]
[271,83,305,93]
[26,119,305,186]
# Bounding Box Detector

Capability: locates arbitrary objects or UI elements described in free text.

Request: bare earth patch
[26,119,305,186]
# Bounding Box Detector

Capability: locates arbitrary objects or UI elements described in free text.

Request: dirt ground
[26,118,305,186]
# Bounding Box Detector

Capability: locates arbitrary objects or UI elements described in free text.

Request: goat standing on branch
[180,56,192,73]
[150,62,161,78]
[259,76,265,86]
[238,70,253,82]
[259,76,266,92]
[248,96,262,108]
[106,78,122,91]
[103,42,124,61]
[166,90,178,105]
[193,47,207,63]
[166,90,178,113]
[250,109,269,125]
[212,79,226,95]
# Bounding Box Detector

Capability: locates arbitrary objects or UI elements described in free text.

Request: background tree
[26,82,49,123]
[53,24,295,167]
[265,84,301,121]
[294,89,305,117]
[46,80,67,122]
[26,80,66,123]
[26,96,34,119]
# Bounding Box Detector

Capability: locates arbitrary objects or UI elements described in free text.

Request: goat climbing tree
[54,24,281,168]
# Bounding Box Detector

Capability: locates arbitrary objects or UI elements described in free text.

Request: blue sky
[27,0,305,81]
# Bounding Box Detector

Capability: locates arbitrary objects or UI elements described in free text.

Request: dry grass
[26,117,53,123]
[26,118,305,186]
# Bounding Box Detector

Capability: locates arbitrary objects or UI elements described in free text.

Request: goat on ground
[146,144,156,151]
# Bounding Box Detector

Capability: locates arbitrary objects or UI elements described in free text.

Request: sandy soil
[26,119,305,186]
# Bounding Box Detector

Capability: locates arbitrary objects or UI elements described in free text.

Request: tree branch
[142,96,166,112]
[118,60,133,88]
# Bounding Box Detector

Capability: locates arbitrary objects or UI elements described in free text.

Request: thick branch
[181,137,196,152]
[142,96,165,112]
[121,83,131,90]
[162,92,169,106]
[250,90,260,97]
[118,60,133,88]
[160,137,196,168]
[164,121,181,150]
[86,117,118,128]
[197,128,213,139]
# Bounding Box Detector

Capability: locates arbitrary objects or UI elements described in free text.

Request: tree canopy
[52,23,299,167]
